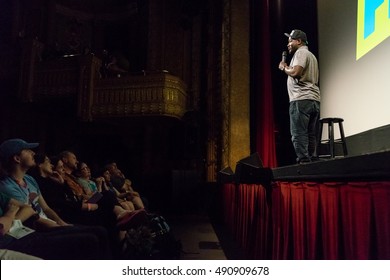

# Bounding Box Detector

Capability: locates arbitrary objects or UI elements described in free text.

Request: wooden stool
[318,117,348,158]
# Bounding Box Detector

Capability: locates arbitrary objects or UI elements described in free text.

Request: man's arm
[38,195,70,226]
[281,64,303,78]
[0,202,19,236]
[5,198,37,222]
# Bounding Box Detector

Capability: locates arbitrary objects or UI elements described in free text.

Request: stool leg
[339,121,348,156]
[329,122,334,158]
[317,122,323,156]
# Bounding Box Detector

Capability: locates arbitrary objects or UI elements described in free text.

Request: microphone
[282,51,287,63]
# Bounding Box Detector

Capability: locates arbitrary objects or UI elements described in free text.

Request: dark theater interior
[0,0,389,260]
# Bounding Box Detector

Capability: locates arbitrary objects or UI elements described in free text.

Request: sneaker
[298,157,311,164]
[310,156,320,162]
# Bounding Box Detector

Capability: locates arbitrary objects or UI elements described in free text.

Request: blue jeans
[289,100,320,162]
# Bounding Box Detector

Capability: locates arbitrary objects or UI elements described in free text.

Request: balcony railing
[20,40,187,121]
[92,71,187,121]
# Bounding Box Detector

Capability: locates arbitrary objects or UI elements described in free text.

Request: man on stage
[279,29,321,164]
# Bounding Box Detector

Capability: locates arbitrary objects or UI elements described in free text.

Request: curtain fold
[280,182,292,259]
[271,182,283,259]
[290,182,306,259]
[340,182,373,259]
[253,184,270,259]
[302,182,320,259]
[222,183,237,234]
[222,181,390,259]
[253,0,278,168]
[319,183,342,259]
[371,182,390,259]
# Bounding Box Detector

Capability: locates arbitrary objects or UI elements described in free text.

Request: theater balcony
[20,40,188,122]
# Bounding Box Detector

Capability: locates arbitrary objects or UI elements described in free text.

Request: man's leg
[47,225,112,259]
[290,101,310,163]
[308,101,320,159]
[0,249,41,260]
[5,230,102,260]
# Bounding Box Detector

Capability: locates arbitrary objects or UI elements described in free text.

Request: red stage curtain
[252,184,270,259]
[235,184,249,248]
[223,181,390,259]
[290,182,306,259]
[371,181,390,259]
[340,182,373,259]
[319,182,343,260]
[275,182,321,259]
[222,183,237,234]
[236,184,267,256]
[222,183,271,259]
[271,182,283,259]
[302,182,320,259]
[281,182,293,259]
[253,0,278,168]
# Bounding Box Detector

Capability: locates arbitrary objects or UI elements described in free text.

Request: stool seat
[317,117,348,158]
[320,117,344,123]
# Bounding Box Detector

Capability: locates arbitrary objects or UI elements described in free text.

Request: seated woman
[75,162,135,211]
[105,162,146,210]
[31,155,147,240]
[74,162,100,195]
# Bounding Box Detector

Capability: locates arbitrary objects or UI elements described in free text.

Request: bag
[120,226,154,259]
[148,215,182,259]
[149,215,170,237]
[119,214,182,259]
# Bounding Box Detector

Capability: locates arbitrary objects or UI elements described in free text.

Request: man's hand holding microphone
[279,51,287,71]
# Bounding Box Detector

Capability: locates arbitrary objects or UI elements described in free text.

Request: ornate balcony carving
[34,55,82,98]
[91,72,187,121]
[27,51,187,121]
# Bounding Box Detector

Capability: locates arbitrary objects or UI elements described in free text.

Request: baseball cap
[0,138,39,161]
[284,29,308,44]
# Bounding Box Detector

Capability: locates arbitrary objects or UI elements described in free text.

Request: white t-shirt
[287,46,320,102]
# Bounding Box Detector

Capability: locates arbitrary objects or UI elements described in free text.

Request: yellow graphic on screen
[357,0,390,60]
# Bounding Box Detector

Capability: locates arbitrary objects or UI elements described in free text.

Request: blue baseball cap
[0,138,39,161]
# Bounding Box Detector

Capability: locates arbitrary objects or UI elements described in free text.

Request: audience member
[75,161,135,211]
[105,162,145,209]
[30,154,105,227]
[0,138,160,259]
[74,161,100,195]
[59,151,147,230]
[0,192,111,259]
[0,139,114,259]
[0,139,69,227]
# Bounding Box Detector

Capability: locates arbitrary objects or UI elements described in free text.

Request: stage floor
[272,150,390,181]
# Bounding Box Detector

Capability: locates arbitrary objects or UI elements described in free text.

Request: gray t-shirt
[287,46,320,102]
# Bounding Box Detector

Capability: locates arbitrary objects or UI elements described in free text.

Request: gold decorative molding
[78,54,102,121]
[29,51,187,121]
[92,72,187,120]
[221,0,232,170]
[34,55,80,98]
[220,0,250,173]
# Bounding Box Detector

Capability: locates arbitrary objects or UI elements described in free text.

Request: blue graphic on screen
[364,0,384,38]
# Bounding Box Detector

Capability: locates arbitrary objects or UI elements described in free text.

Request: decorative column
[221,0,250,172]
[205,0,251,182]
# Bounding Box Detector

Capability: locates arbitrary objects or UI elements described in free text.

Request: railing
[92,72,187,120]
[20,40,188,121]
[34,55,81,98]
